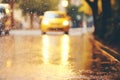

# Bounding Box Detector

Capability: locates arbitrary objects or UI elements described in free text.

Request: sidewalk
[95,40,120,61]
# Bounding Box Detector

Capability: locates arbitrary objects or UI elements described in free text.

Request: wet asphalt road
[0,30,120,80]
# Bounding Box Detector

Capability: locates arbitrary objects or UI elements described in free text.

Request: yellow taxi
[40,11,71,34]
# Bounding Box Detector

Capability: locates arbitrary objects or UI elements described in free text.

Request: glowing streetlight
[61,0,69,7]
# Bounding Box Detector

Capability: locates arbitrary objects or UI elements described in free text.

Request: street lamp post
[10,0,14,29]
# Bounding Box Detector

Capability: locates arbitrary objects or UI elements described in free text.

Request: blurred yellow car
[40,11,71,34]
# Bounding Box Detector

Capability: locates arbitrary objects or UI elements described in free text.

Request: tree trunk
[30,13,33,29]
[101,0,112,38]
[85,0,98,35]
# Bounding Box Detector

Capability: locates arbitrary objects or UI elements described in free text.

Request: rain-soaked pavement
[0,32,120,80]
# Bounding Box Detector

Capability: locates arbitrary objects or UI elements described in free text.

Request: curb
[96,41,120,61]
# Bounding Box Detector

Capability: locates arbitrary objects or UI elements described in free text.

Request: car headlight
[63,20,69,26]
[42,20,49,25]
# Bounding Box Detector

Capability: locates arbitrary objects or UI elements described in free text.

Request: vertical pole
[83,14,87,33]
[10,0,14,29]
[68,0,71,5]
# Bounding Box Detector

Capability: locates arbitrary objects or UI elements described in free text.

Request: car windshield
[44,13,65,18]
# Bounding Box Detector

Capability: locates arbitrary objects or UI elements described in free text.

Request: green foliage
[19,0,59,15]
[66,5,83,28]
[1,0,19,3]
[1,0,9,3]
[67,5,79,19]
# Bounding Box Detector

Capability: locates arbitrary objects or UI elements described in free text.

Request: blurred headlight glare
[63,20,69,26]
[43,20,49,25]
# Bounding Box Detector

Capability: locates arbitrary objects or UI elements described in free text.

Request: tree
[1,0,10,3]
[86,0,120,45]
[105,0,120,44]
[101,0,112,38]
[85,0,112,38]
[19,0,59,15]
[66,5,83,28]
[19,0,59,28]
[1,0,19,3]
[85,0,98,35]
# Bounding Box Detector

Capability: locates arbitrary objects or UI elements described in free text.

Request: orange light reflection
[42,35,50,64]
[6,59,12,68]
[61,34,70,65]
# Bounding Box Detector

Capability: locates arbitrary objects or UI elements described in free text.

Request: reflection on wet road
[0,34,120,80]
